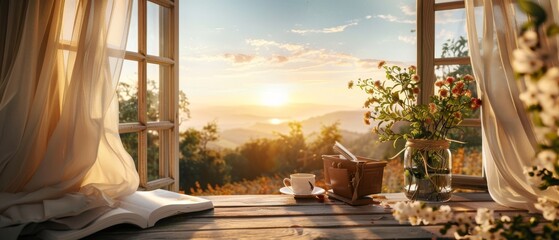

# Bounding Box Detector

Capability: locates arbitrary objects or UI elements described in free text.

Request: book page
[120,189,213,227]
[39,208,145,240]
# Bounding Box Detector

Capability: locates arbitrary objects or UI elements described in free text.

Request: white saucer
[279,186,325,198]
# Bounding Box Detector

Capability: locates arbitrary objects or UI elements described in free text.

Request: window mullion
[158,4,170,184]
[138,0,148,188]
[434,56,471,66]
[170,0,180,192]
[417,0,435,105]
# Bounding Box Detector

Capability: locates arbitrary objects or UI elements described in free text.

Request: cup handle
[283,178,291,188]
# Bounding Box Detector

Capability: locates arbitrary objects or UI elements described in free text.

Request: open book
[39,189,214,240]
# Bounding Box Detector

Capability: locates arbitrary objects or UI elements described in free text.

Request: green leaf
[548,24,559,36]
[517,0,547,26]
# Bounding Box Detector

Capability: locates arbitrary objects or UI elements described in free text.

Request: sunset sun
[261,87,289,107]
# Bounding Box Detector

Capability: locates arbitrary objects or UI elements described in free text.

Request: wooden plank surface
[87,192,527,239]
[88,226,448,239]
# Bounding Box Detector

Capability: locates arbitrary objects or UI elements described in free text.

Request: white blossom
[534,126,553,145]
[436,205,453,223]
[512,48,544,74]
[524,166,544,187]
[535,197,559,221]
[539,111,558,127]
[537,150,557,172]
[408,215,422,225]
[518,30,539,48]
[391,201,453,226]
[537,67,559,95]
[392,201,411,223]
[475,208,494,225]
[519,80,540,107]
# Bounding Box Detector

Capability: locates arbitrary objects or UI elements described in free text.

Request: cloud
[400,5,415,16]
[398,35,417,44]
[375,14,415,24]
[290,22,358,35]
[435,11,465,24]
[185,38,408,75]
[246,39,306,53]
[365,15,372,19]
[358,59,379,69]
[436,29,456,41]
[272,55,289,63]
[223,53,255,63]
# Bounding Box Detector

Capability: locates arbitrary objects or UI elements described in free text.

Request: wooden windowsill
[87,192,526,239]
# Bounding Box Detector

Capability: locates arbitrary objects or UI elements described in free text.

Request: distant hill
[186,103,361,130]
[214,110,370,149]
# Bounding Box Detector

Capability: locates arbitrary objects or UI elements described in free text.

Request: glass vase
[403,139,452,202]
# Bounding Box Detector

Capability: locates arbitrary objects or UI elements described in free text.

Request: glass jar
[403,139,452,202]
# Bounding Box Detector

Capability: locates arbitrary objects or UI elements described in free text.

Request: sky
[177,0,467,110]
[119,0,468,128]
[179,0,419,109]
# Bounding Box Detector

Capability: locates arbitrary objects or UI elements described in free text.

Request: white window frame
[119,0,179,191]
[417,0,486,190]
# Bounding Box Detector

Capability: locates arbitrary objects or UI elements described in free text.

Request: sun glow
[269,118,283,125]
[261,86,289,107]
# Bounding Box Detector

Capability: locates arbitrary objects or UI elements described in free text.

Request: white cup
[283,173,315,195]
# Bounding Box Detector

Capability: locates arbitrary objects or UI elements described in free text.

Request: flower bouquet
[349,61,481,201]
[389,1,559,239]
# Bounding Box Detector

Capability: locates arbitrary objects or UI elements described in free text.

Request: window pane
[435,64,472,79]
[435,64,480,118]
[126,0,138,52]
[448,127,482,176]
[435,8,468,58]
[435,0,463,3]
[120,132,138,170]
[118,60,139,123]
[146,63,161,121]
[181,0,418,195]
[147,130,160,181]
[147,2,170,57]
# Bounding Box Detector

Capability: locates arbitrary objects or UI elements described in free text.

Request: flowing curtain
[0,0,138,237]
[465,0,559,210]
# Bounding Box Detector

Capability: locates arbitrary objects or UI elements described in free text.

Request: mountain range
[186,103,370,149]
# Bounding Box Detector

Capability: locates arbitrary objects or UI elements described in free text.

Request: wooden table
[88,192,528,239]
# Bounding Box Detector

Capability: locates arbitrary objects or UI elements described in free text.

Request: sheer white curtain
[0,0,138,237]
[465,0,559,210]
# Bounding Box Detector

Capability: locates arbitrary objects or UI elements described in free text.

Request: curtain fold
[465,0,559,210]
[0,0,138,237]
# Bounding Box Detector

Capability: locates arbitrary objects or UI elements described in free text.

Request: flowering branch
[390,0,559,238]
[348,62,480,144]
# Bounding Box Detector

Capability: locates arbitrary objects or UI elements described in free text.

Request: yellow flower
[412,74,420,82]
[463,74,474,82]
[439,89,449,98]
[429,103,437,113]
[377,60,386,69]
[347,80,354,89]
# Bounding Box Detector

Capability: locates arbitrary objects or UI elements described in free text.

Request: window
[180,1,418,194]
[119,0,179,191]
[417,0,486,189]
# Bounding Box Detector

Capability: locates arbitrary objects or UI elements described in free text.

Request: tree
[178,122,228,192]
[117,80,191,181]
[274,121,307,173]
[237,138,278,178]
[437,36,471,78]
[305,122,342,171]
